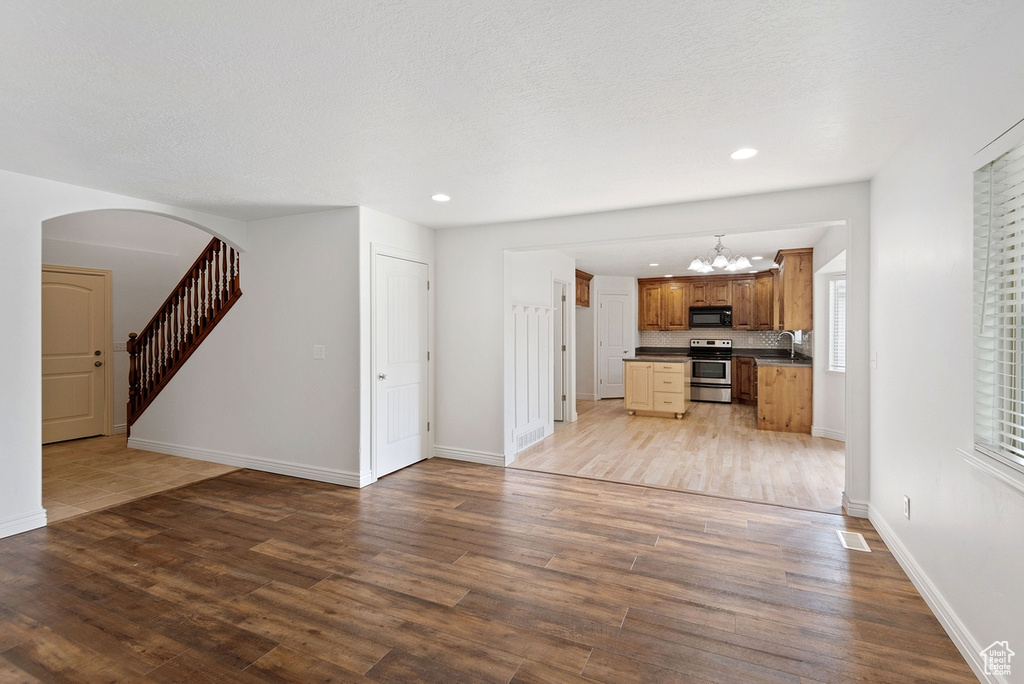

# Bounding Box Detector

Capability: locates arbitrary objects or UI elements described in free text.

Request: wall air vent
[836,530,871,552]
[516,427,546,452]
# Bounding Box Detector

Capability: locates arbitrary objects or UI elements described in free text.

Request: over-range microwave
[689,306,732,328]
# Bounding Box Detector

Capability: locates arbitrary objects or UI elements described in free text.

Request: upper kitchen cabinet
[575,269,594,307]
[691,279,731,307]
[754,270,775,330]
[664,281,689,330]
[638,280,663,330]
[730,277,754,330]
[774,248,813,331]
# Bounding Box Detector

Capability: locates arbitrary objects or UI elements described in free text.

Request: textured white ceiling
[0,1,1016,227]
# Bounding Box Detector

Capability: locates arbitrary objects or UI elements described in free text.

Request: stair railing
[127,237,242,429]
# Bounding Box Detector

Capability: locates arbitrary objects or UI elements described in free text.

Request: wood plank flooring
[43,435,240,522]
[513,400,846,513]
[0,459,974,682]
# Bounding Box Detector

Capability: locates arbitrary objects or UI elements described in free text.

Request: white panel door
[374,255,429,478]
[598,292,631,399]
[42,269,109,444]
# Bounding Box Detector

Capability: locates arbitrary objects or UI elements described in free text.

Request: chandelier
[687,235,751,273]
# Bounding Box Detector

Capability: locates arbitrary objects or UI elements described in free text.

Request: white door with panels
[598,291,631,399]
[374,254,429,478]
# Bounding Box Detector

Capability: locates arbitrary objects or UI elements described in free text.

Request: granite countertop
[634,346,811,367]
[624,356,690,363]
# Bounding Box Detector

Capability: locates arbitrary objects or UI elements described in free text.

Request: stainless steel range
[688,339,732,403]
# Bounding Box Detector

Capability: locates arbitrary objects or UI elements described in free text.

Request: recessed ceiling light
[730,148,758,160]
[664,274,673,278]
[751,256,763,261]
[431,193,451,202]
[748,270,757,274]
[649,263,659,267]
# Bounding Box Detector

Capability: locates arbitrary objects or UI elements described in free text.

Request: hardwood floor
[513,400,846,513]
[0,459,974,682]
[43,435,240,522]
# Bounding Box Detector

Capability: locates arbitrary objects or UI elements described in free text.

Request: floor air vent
[836,530,871,552]
[516,427,546,452]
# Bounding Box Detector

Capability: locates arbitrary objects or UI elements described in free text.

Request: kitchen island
[623,358,691,419]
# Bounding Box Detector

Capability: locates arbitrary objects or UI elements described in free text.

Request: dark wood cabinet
[731,277,754,330]
[709,280,731,306]
[664,282,688,330]
[774,249,813,331]
[754,270,775,330]
[638,281,663,330]
[575,269,593,307]
[732,356,757,405]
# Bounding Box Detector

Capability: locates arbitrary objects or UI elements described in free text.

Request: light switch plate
[313,345,325,360]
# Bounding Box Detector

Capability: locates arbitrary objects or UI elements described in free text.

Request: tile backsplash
[640,329,813,357]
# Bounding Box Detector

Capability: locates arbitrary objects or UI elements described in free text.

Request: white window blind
[829,276,846,372]
[974,138,1024,474]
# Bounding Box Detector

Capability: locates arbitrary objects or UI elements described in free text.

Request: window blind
[974,139,1024,473]
[829,276,846,372]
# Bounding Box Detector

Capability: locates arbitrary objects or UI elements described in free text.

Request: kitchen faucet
[776,331,796,359]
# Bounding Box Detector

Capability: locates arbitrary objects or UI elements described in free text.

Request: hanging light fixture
[687,235,751,273]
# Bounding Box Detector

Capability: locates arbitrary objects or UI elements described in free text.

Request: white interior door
[553,281,567,421]
[42,268,111,443]
[374,254,429,478]
[598,292,631,399]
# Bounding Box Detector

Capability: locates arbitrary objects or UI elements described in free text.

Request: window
[828,275,846,372]
[974,138,1024,475]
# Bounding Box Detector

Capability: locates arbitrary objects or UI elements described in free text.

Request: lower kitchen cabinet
[732,356,756,405]
[624,360,690,419]
[757,364,812,433]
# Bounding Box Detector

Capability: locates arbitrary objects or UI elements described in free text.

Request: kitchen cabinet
[732,356,756,405]
[624,360,690,419]
[774,249,813,330]
[757,364,812,433]
[690,280,730,307]
[754,270,775,330]
[575,269,594,307]
[664,282,688,330]
[730,277,754,330]
[638,281,663,330]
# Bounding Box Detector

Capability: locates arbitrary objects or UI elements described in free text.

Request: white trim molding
[1,508,48,537]
[869,506,998,683]
[576,392,599,401]
[113,423,128,435]
[127,437,365,488]
[433,445,505,468]
[958,448,1024,497]
[842,492,869,518]
[812,426,846,442]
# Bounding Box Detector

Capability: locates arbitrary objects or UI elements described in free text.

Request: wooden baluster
[206,255,215,324]
[127,332,139,418]
[232,247,240,295]
[220,242,228,306]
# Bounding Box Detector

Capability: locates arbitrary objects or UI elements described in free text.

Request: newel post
[127,332,139,427]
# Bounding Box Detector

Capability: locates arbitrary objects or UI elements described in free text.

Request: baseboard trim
[868,506,995,683]
[842,493,869,518]
[433,445,506,468]
[112,423,128,435]
[0,508,48,539]
[811,426,845,442]
[127,437,364,488]
[577,393,599,401]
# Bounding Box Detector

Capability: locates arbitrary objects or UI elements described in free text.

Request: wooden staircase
[127,237,242,430]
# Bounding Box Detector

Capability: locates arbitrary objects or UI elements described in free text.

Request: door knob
[378,373,388,380]
[94,350,101,356]
[94,361,103,367]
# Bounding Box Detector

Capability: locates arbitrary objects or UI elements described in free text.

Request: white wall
[0,169,247,539]
[358,207,435,482]
[812,226,848,441]
[435,184,870,512]
[41,213,213,431]
[868,30,1024,678]
[575,301,596,401]
[130,209,364,484]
